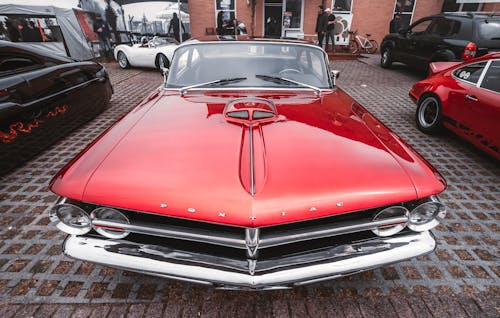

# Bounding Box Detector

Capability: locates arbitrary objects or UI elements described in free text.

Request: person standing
[168,13,185,42]
[389,12,402,33]
[315,6,328,49]
[216,11,226,35]
[325,8,336,53]
[93,14,111,57]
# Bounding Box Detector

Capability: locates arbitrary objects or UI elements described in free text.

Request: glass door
[264,0,282,38]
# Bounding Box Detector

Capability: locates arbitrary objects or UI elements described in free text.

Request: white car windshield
[166,42,331,89]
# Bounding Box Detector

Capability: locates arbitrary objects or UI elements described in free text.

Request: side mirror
[331,70,340,86]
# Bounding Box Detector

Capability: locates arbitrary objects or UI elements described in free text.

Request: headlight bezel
[407,198,446,232]
[49,202,92,235]
[91,207,130,239]
[371,205,409,237]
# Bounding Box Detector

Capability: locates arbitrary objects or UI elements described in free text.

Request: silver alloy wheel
[418,96,439,128]
[118,52,128,68]
[381,48,391,65]
[158,54,165,67]
[382,49,389,64]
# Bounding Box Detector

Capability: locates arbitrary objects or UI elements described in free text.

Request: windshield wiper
[255,74,321,96]
[180,77,247,96]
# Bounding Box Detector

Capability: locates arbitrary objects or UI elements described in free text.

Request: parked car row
[380,12,499,160]
[2,21,497,291]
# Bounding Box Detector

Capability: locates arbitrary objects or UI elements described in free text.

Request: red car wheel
[416,94,443,134]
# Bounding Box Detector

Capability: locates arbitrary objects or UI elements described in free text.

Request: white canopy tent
[0,4,95,60]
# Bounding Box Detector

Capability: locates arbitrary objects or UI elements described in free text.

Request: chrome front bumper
[63,231,435,289]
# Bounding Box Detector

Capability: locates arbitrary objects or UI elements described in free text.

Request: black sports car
[0,41,113,175]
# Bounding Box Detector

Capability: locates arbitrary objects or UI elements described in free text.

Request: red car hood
[51,89,445,227]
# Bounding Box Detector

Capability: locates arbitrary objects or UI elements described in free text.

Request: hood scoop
[223,98,276,197]
[224,98,278,126]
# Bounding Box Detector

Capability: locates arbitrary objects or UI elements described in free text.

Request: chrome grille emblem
[160,203,167,208]
[245,228,260,259]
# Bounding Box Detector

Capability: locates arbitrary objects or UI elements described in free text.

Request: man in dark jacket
[325,8,336,53]
[93,14,111,57]
[168,13,185,42]
[315,6,328,49]
[389,13,402,33]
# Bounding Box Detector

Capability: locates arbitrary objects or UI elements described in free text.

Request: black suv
[380,13,500,70]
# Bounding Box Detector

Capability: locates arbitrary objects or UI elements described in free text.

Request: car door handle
[465,95,478,102]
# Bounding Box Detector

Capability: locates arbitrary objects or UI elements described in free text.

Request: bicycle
[348,30,378,54]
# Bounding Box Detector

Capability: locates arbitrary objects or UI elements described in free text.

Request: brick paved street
[0,59,498,317]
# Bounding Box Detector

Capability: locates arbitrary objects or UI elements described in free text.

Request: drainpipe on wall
[251,0,256,37]
[178,0,182,43]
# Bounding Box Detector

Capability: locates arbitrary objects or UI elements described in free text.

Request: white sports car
[113,37,178,70]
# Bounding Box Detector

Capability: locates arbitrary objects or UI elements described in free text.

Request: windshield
[166,42,331,89]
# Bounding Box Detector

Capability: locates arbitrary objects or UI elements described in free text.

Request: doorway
[264,3,282,38]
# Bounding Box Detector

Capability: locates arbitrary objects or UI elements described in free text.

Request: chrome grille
[91,212,408,255]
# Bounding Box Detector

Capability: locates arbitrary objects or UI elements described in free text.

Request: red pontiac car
[410,52,500,160]
[49,38,447,289]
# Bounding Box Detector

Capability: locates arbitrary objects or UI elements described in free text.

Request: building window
[215,0,236,27]
[442,0,483,12]
[332,0,352,12]
[284,0,302,29]
[393,0,417,29]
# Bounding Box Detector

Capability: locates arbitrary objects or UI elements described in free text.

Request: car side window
[480,60,500,93]
[429,18,460,37]
[409,19,433,35]
[452,62,487,84]
[0,54,42,77]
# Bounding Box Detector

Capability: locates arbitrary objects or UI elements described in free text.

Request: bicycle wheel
[367,40,378,54]
[349,40,359,54]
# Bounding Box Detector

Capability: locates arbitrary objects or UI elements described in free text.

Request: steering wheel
[279,68,302,76]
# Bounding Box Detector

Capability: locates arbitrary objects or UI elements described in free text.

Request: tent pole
[178,0,182,43]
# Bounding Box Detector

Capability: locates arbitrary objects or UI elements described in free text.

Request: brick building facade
[188,0,500,49]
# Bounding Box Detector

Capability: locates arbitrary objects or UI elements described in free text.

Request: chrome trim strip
[259,216,408,248]
[91,219,245,249]
[91,216,408,250]
[249,125,255,196]
[64,231,435,289]
[164,87,332,93]
[476,60,492,87]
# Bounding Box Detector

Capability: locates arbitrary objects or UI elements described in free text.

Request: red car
[410,52,500,159]
[49,38,447,289]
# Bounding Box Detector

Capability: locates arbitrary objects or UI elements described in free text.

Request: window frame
[478,59,500,95]
[392,0,418,29]
[214,0,237,32]
[0,53,43,78]
[451,60,488,87]
[408,18,433,35]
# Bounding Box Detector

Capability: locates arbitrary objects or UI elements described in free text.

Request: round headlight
[408,200,446,232]
[371,206,409,237]
[91,207,130,239]
[50,203,92,235]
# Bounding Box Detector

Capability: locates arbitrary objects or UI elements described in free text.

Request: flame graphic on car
[1,105,68,144]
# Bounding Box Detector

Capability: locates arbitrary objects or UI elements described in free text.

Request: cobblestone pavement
[0,60,498,317]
